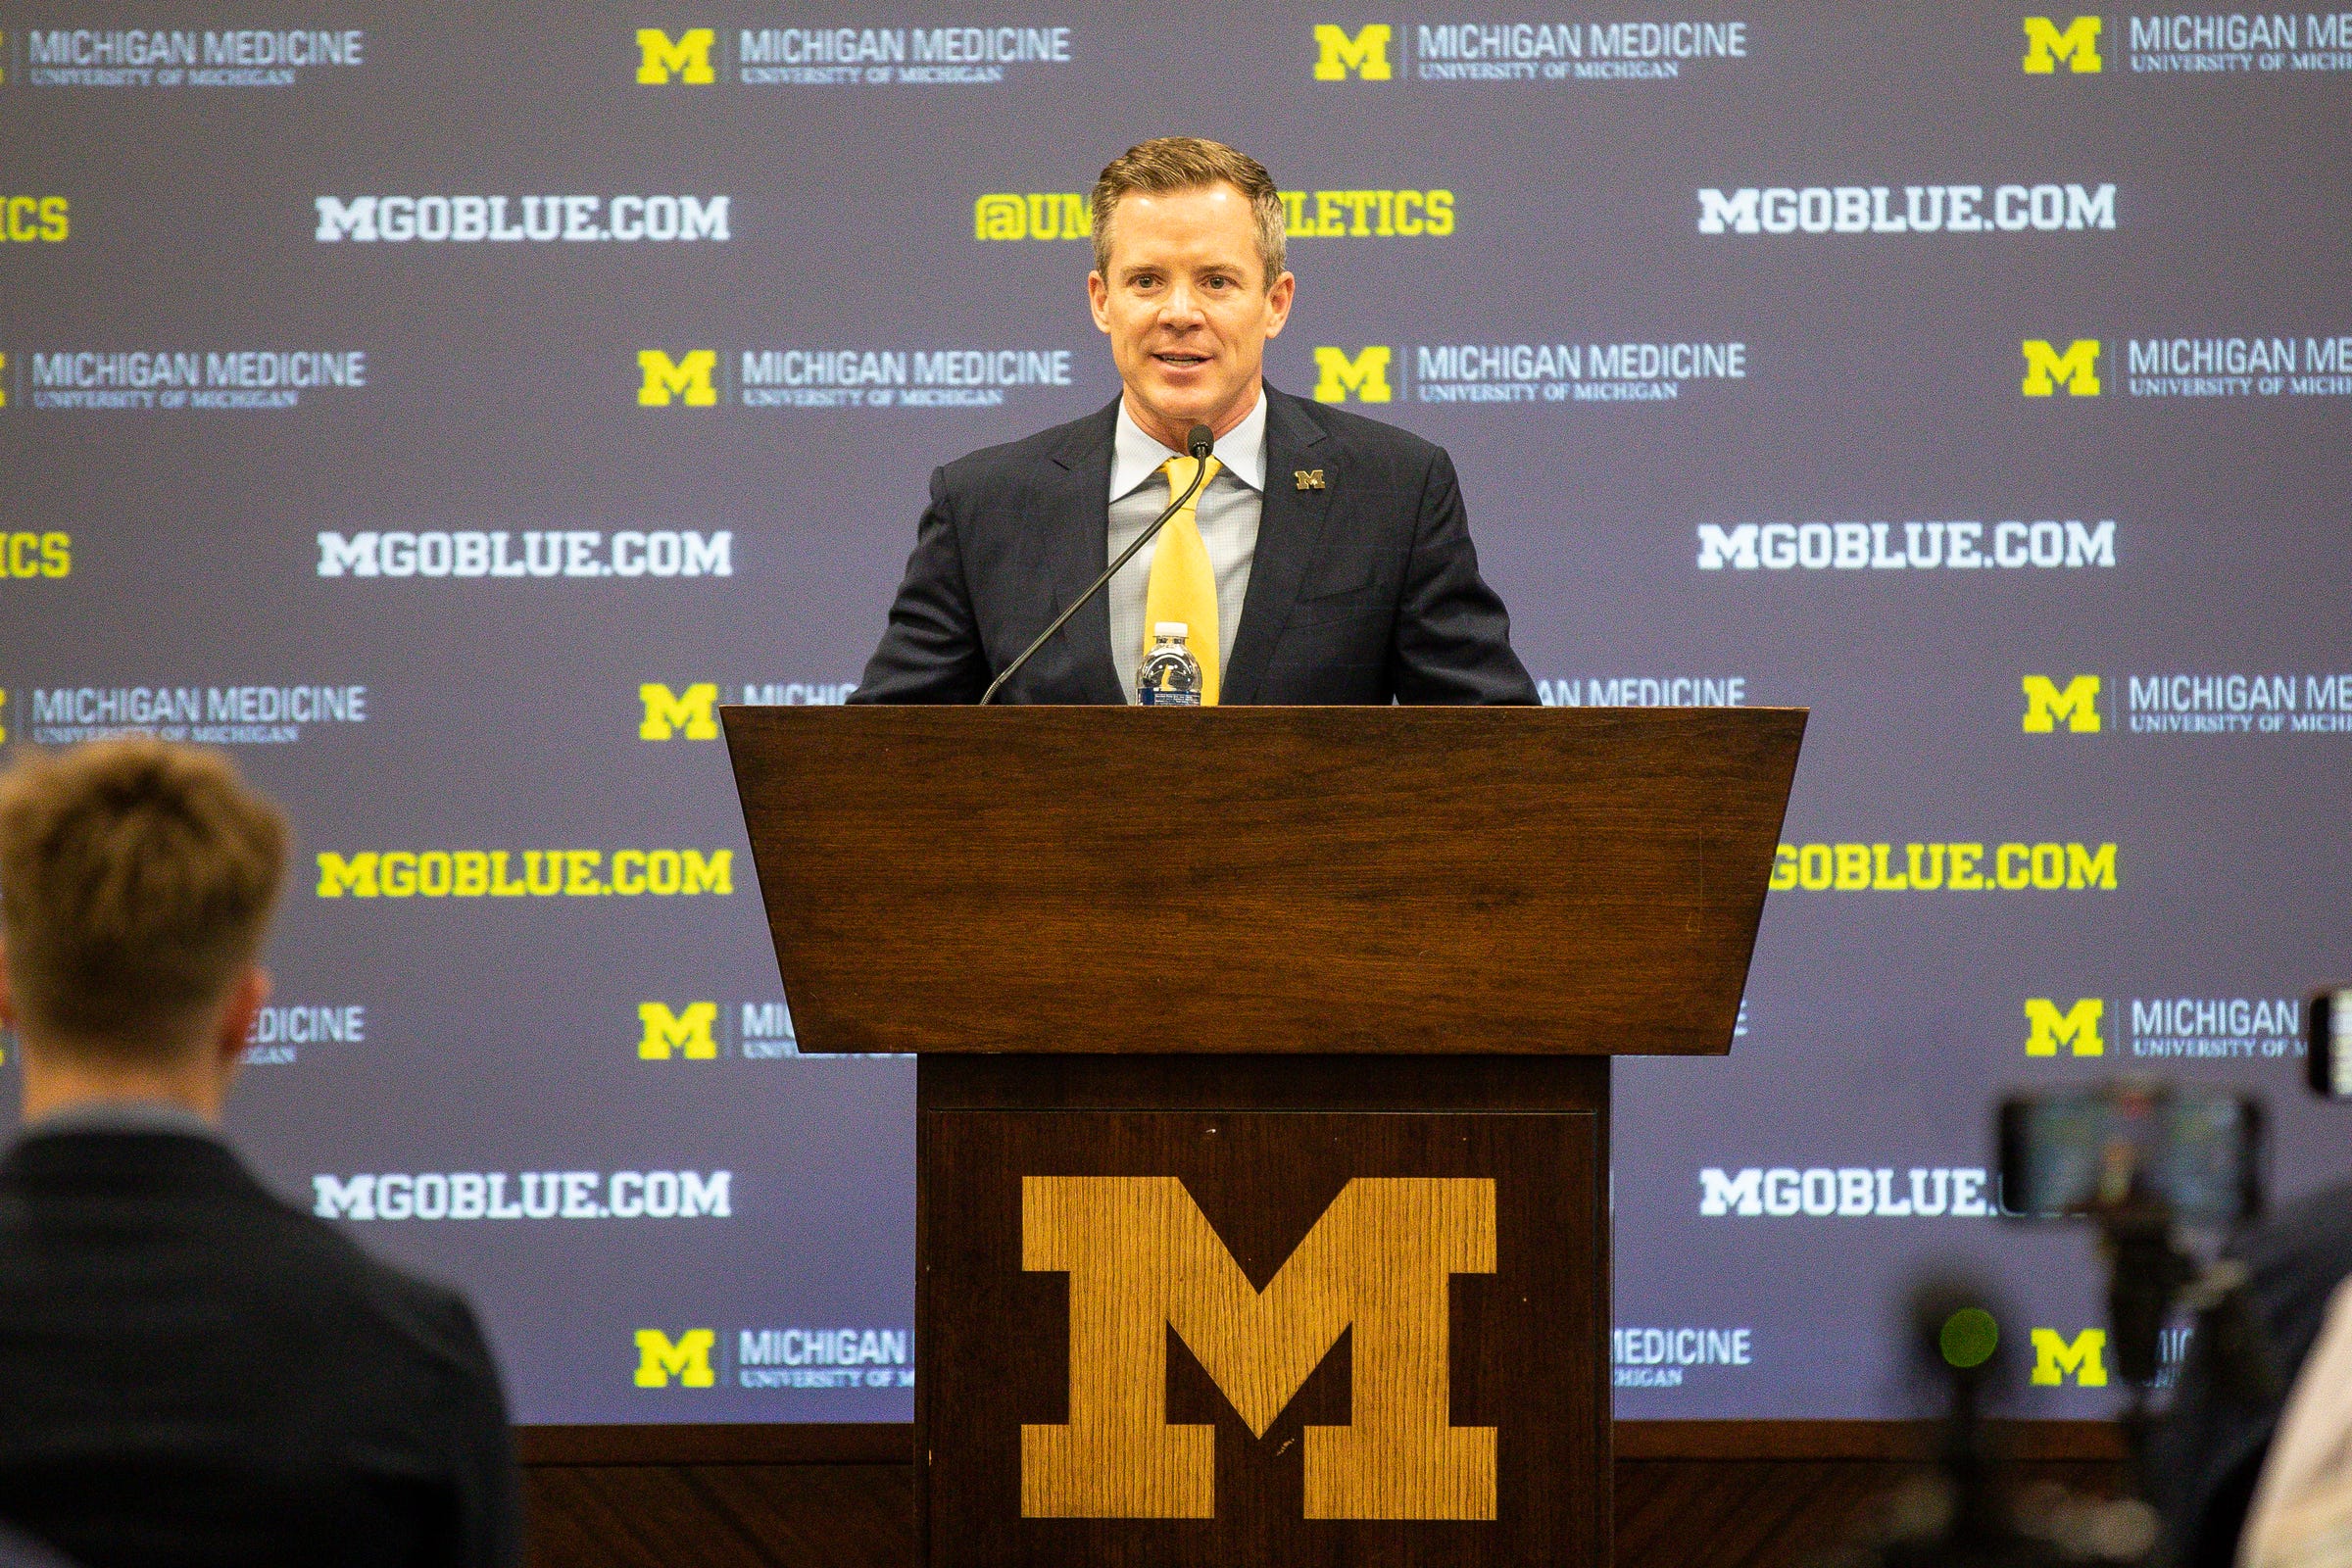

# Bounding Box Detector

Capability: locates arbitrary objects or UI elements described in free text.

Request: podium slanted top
[723,705,1803,1057]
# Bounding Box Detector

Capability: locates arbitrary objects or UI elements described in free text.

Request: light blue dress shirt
[1105,390,1268,702]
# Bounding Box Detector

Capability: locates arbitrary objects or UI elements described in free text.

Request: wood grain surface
[722,705,1804,1055]
[916,1107,1605,1567]
[523,1457,912,1567]
[915,1053,1609,1113]
[521,1451,2129,1568]
[1018,1175,1497,1521]
[514,1418,2126,1467]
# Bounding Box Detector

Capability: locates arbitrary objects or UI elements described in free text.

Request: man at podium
[852,136,1538,708]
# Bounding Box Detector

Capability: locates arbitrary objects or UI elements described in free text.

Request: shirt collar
[1109,388,1268,501]
[21,1098,224,1143]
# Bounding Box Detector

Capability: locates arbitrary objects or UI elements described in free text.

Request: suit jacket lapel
[1039,400,1126,706]
[1224,387,1332,706]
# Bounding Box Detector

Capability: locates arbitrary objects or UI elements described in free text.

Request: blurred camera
[1999,1082,2262,1226]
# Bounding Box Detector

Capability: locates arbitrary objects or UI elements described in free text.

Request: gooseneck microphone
[979,422,1214,706]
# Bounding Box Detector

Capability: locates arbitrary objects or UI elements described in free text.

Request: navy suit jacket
[852,386,1538,705]
[0,1131,518,1568]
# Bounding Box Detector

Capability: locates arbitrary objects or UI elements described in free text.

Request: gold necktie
[1144,455,1223,705]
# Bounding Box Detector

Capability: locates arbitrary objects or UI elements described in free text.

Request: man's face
[1087,182,1295,444]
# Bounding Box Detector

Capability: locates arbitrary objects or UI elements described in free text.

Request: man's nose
[1158,285,1207,327]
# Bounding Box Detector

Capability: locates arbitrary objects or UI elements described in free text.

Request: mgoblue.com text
[317,530,731,579]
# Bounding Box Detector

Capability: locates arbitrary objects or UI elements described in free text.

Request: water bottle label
[1140,685,1200,707]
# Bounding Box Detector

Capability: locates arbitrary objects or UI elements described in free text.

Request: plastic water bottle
[1137,622,1202,706]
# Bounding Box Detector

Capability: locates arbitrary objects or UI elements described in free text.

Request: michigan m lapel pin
[1294,468,1326,491]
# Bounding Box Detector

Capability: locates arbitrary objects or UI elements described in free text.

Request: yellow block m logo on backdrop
[2023,339,2101,396]
[634,1328,716,1387]
[638,350,717,406]
[639,681,718,739]
[1022,1174,1494,1521]
[2023,675,2101,732]
[315,853,379,898]
[636,27,715,82]
[1312,346,1393,404]
[2031,1327,2108,1385]
[638,1002,718,1059]
[1313,24,1393,78]
[2023,17,2103,73]
[2026,998,2105,1056]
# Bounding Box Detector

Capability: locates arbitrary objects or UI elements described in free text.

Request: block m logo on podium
[1020,1174,1495,1521]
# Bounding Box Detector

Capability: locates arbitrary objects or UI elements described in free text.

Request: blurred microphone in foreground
[1820,1274,2159,1568]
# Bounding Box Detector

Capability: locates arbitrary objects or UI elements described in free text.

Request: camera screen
[2001,1087,2260,1224]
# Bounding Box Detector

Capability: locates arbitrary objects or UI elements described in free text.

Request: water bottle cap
[1152,621,1190,640]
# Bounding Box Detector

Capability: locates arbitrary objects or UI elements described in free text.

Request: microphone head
[1187,423,1213,459]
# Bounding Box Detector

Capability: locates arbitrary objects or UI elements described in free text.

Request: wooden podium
[725,706,1803,1568]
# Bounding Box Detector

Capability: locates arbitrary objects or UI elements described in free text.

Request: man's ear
[1087,270,1113,334]
[1262,270,1297,339]
[0,944,14,1034]
[212,967,270,1071]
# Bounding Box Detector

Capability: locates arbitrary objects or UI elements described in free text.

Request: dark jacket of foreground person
[0,1129,518,1568]
[2152,1180,2352,1568]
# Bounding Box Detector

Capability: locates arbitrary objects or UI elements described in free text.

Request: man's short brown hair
[1091,137,1287,287]
[0,738,287,1054]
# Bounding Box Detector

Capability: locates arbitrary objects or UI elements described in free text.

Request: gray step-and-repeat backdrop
[3,1,2348,1423]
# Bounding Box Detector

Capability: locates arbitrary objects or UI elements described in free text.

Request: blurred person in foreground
[0,739,517,1568]
[2233,1268,2352,1567]
[2153,1183,2352,1568]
